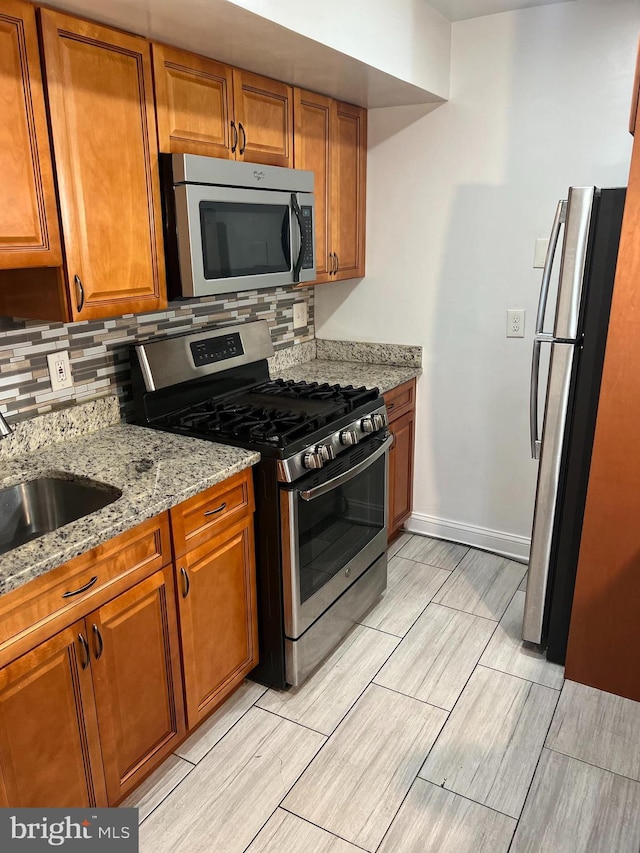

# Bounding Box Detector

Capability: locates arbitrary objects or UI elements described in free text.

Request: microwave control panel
[190,333,244,367]
[301,206,314,270]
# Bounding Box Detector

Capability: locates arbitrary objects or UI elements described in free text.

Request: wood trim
[0,0,62,268]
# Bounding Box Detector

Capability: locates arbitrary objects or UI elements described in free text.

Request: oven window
[200,201,291,279]
[296,454,386,605]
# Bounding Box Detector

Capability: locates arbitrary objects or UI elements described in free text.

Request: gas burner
[253,379,378,413]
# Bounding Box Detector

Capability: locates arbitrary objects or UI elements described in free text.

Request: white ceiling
[427,0,579,21]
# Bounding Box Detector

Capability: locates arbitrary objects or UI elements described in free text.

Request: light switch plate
[47,350,73,390]
[507,309,525,338]
[533,238,549,268]
[293,302,308,329]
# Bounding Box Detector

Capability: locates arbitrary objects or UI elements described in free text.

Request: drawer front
[0,514,171,664]
[170,469,255,558]
[384,379,416,423]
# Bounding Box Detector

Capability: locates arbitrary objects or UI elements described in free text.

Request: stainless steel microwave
[161,154,315,298]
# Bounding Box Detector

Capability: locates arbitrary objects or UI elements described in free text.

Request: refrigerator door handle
[554,187,596,340]
[530,333,555,459]
[535,200,567,335]
[523,341,576,645]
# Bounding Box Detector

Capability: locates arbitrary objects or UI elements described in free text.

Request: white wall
[226,0,451,99]
[315,0,639,559]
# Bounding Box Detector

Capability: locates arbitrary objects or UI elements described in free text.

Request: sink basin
[0,477,122,557]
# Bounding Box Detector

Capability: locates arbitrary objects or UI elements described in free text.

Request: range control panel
[190,332,244,367]
[301,206,314,270]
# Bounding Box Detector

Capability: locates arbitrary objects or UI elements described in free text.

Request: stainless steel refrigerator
[523,186,626,661]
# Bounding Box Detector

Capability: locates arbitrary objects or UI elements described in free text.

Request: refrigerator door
[553,187,596,340]
[524,341,577,644]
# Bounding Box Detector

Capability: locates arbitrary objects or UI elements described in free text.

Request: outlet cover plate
[293,302,308,329]
[47,350,73,390]
[507,309,525,338]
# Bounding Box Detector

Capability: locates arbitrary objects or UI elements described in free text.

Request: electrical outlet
[507,309,525,338]
[293,302,308,329]
[533,238,549,268]
[47,350,73,391]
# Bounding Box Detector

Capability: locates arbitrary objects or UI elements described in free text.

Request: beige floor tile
[283,684,447,851]
[546,680,640,780]
[511,749,640,852]
[388,531,412,559]
[140,708,325,853]
[246,810,360,853]
[432,549,526,621]
[375,603,496,710]
[379,778,516,853]
[175,679,267,764]
[360,555,450,636]
[420,666,558,818]
[257,624,398,734]
[480,591,564,689]
[121,754,193,823]
[397,534,469,570]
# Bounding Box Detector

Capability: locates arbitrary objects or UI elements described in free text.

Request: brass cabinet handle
[78,633,90,670]
[62,576,98,598]
[75,275,85,313]
[180,567,190,598]
[238,122,246,155]
[92,624,104,660]
[204,501,227,517]
[230,120,238,153]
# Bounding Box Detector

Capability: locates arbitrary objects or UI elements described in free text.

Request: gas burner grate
[252,378,379,412]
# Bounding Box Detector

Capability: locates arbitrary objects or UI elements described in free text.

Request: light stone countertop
[271,359,421,395]
[0,424,259,596]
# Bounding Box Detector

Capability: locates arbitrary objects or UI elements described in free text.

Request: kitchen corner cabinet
[170,470,258,728]
[38,10,165,322]
[153,45,293,168]
[0,0,61,269]
[294,89,367,283]
[384,379,416,541]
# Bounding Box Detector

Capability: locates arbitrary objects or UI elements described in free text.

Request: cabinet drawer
[0,514,170,666]
[384,379,416,423]
[170,469,255,558]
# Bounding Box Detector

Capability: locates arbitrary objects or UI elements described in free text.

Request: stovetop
[157,378,381,451]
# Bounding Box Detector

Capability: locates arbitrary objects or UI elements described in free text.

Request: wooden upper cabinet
[39,10,166,321]
[153,44,234,159]
[294,89,331,282]
[331,101,366,281]
[233,69,293,167]
[0,0,61,269]
[0,621,107,807]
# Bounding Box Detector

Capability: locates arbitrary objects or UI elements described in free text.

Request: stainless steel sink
[0,477,122,556]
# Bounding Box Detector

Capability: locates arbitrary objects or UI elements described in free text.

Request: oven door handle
[299,434,393,501]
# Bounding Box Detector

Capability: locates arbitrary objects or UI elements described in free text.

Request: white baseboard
[405,512,530,564]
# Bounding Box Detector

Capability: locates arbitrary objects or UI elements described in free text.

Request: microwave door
[175,184,298,297]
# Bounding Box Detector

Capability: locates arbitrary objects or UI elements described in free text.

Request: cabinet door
[331,101,367,281]
[88,567,185,804]
[388,410,415,539]
[0,0,61,268]
[294,88,331,282]
[153,44,235,159]
[0,621,106,807]
[233,69,293,167]
[177,517,258,728]
[40,10,166,321]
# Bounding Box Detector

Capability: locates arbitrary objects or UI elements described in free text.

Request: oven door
[281,433,392,639]
[174,184,315,296]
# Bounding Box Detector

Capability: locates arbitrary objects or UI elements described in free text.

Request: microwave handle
[291,193,306,284]
[299,434,393,501]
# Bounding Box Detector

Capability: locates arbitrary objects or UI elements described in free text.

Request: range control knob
[360,417,375,433]
[339,429,359,446]
[302,451,324,470]
[372,413,387,430]
[318,443,336,462]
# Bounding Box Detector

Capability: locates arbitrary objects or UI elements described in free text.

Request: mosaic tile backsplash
[0,286,314,423]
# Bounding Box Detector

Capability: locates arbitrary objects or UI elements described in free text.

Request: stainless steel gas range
[131,320,390,688]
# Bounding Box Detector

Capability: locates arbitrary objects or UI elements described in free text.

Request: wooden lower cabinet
[89,567,185,803]
[176,515,258,728]
[384,379,417,541]
[0,621,107,807]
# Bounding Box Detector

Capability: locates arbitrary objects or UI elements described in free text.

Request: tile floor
[125,533,640,853]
